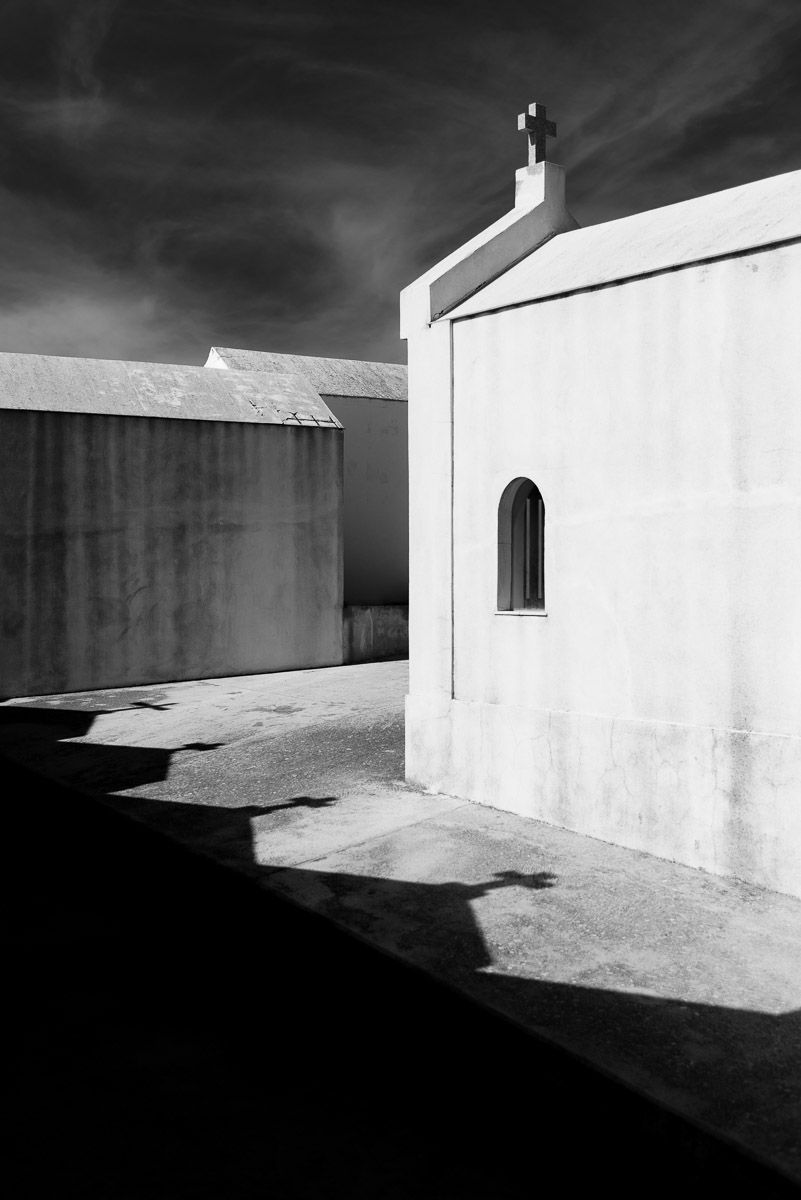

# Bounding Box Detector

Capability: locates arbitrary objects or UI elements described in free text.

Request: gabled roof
[207,347,407,402]
[0,353,341,427]
[446,165,801,320]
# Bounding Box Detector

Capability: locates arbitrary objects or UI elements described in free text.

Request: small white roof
[208,348,407,402]
[446,165,801,319]
[0,353,341,427]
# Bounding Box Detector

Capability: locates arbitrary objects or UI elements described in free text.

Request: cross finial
[517,101,556,166]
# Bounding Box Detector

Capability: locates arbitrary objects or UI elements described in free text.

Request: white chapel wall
[451,244,801,736]
[407,239,801,898]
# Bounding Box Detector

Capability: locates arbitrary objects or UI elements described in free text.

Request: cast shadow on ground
[1,702,799,1195]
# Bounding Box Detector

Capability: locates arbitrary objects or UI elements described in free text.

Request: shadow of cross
[459,870,558,898]
[96,795,341,863]
[263,862,560,978]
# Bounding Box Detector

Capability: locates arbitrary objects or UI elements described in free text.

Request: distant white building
[401,104,801,898]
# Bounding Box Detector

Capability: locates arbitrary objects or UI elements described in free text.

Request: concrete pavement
[2,659,800,1186]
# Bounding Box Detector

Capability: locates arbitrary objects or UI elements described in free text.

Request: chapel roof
[445,165,801,320]
[207,347,407,402]
[0,352,341,427]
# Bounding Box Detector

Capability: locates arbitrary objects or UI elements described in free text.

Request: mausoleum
[401,103,801,898]
[206,348,409,662]
[0,349,407,697]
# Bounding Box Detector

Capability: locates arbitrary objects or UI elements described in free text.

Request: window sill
[494,609,548,617]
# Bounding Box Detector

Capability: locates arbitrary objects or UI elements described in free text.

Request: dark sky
[1,0,800,366]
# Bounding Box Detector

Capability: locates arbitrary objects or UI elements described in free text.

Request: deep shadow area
[1,712,800,1197]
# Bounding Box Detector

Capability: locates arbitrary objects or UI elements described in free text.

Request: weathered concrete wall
[0,411,343,695]
[406,240,801,897]
[343,605,408,663]
[333,396,408,605]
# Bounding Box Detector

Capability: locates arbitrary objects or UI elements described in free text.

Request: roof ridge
[444,165,801,320]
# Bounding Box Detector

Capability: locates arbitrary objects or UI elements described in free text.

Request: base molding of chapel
[405,694,801,900]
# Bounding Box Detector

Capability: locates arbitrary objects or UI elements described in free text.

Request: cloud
[0,290,201,364]
[56,0,122,96]
[554,0,801,221]
[0,0,800,365]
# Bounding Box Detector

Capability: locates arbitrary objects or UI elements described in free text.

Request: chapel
[401,103,801,898]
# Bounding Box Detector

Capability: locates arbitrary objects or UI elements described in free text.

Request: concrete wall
[343,604,408,663]
[332,395,408,605]
[0,411,343,696]
[406,241,801,897]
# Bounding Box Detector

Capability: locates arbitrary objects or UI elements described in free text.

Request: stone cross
[518,102,556,165]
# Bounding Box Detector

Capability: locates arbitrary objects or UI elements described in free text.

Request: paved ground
[3,659,801,1190]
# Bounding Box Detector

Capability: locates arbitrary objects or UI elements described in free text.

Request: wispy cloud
[562,0,801,221]
[0,0,799,365]
[56,0,122,95]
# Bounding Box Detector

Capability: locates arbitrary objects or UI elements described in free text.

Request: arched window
[497,478,545,611]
